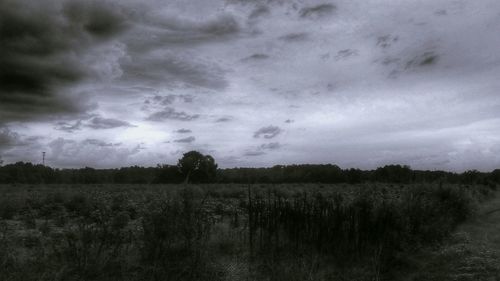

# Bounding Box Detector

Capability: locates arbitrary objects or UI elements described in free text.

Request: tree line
[0,151,499,185]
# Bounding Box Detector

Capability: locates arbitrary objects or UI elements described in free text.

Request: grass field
[0,183,496,281]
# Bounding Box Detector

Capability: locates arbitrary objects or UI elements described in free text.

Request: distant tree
[154,164,183,183]
[461,170,484,184]
[374,165,413,183]
[177,151,218,183]
[491,169,500,184]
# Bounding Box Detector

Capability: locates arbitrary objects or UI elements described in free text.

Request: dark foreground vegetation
[0,182,496,281]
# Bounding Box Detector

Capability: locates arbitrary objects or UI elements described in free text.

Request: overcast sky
[1,0,499,171]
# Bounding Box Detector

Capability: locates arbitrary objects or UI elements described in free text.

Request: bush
[0,198,19,219]
[140,189,218,280]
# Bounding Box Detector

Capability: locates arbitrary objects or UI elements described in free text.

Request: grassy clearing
[0,183,495,281]
[405,190,500,281]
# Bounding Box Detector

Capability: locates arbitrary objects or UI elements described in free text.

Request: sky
[1,0,500,171]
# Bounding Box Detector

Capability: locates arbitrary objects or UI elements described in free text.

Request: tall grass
[0,183,493,281]
[245,184,487,279]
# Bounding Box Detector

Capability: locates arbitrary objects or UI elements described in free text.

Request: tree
[177,151,218,183]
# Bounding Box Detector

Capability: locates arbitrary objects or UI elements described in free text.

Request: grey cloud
[0,0,127,123]
[24,136,44,143]
[174,136,196,143]
[386,50,440,78]
[63,1,128,38]
[151,94,194,106]
[285,119,294,123]
[48,137,142,168]
[82,139,118,147]
[0,128,44,162]
[254,126,282,139]
[147,107,200,121]
[299,3,336,19]
[379,57,401,66]
[54,120,82,133]
[3,0,500,171]
[175,129,192,134]
[260,142,281,150]
[131,13,241,48]
[226,0,285,4]
[216,117,233,122]
[116,8,240,93]
[0,128,20,149]
[201,15,240,36]
[244,150,266,157]
[279,32,308,42]
[405,51,439,69]
[335,49,359,60]
[249,5,270,19]
[434,9,447,16]
[242,53,270,61]
[376,35,399,49]
[121,55,228,90]
[244,142,282,157]
[87,117,133,129]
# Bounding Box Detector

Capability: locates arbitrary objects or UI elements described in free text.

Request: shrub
[140,189,218,280]
[0,198,19,219]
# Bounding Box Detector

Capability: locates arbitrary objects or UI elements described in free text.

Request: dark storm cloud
[63,1,127,38]
[87,117,133,130]
[174,136,196,143]
[0,128,44,160]
[0,128,20,149]
[147,108,200,122]
[176,129,192,134]
[0,0,128,123]
[254,126,282,139]
[299,3,336,19]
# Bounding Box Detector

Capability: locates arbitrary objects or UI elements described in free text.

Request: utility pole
[42,152,46,166]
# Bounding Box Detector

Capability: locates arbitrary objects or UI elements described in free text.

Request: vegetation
[177,151,218,183]
[0,182,496,281]
[1,152,498,280]
[0,160,499,186]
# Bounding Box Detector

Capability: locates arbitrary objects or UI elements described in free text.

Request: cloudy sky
[1,0,499,171]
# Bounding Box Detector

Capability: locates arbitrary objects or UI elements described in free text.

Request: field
[0,183,496,281]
